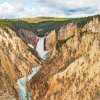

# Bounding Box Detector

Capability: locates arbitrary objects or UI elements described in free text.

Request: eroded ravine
[17,37,49,100]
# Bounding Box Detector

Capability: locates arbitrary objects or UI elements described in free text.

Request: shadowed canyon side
[0,27,40,100]
[30,17,100,100]
[18,29,39,49]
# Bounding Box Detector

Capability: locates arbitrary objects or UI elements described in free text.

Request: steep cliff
[44,30,57,50]
[30,17,100,100]
[18,29,39,48]
[0,27,40,99]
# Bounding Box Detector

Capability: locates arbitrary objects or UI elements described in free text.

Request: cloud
[15,7,67,18]
[0,2,23,18]
[0,2,15,18]
[36,0,100,8]
[0,0,100,18]
[35,0,100,17]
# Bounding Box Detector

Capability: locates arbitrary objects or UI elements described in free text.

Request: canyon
[30,17,100,100]
[0,15,100,100]
[0,27,40,100]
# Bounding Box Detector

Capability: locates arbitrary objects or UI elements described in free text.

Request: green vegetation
[0,18,68,37]
[96,89,100,97]
[20,17,68,23]
[80,30,88,37]
[0,15,99,37]
[56,39,68,52]
[56,35,74,52]
[0,23,9,33]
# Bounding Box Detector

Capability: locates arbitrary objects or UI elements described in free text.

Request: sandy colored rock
[45,30,57,50]
[0,27,40,99]
[30,17,100,100]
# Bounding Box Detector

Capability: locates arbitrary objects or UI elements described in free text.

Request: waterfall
[17,37,49,100]
[36,37,49,60]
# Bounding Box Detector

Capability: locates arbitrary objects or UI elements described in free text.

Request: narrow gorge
[17,37,49,100]
[0,15,100,100]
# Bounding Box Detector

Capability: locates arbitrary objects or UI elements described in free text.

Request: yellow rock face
[30,17,100,100]
[45,30,57,50]
[0,27,39,99]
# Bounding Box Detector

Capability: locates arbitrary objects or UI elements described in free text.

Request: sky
[0,0,100,18]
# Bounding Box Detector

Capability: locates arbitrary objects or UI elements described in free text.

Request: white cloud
[36,0,100,8]
[0,2,15,18]
[35,0,100,17]
[15,7,67,18]
[0,2,23,18]
[0,0,100,18]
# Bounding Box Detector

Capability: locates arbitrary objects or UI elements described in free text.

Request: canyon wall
[0,27,40,99]
[44,30,57,50]
[30,17,100,100]
[18,29,39,48]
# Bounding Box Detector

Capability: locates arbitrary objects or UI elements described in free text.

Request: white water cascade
[17,37,48,100]
[36,37,49,60]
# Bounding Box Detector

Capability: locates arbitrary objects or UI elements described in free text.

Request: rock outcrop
[18,29,39,48]
[45,30,57,50]
[0,27,40,99]
[30,17,100,100]
[0,60,17,100]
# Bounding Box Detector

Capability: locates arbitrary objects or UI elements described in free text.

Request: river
[17,37,48,100]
